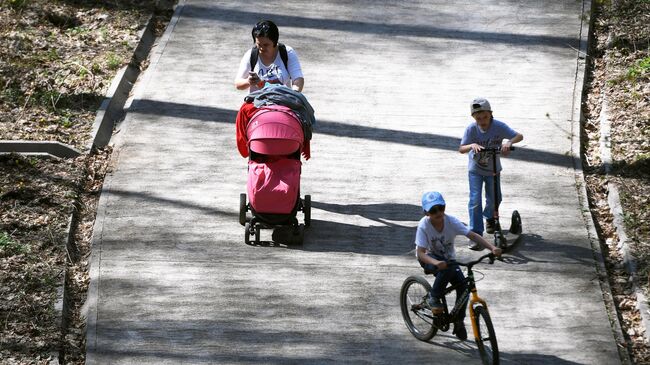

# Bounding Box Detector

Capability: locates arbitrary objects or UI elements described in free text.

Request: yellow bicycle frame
[468,287,488,341]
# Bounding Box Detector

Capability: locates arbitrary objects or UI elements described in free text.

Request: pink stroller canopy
[247,106,304,156]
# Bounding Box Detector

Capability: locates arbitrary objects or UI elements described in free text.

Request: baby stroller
[238,105,311,245]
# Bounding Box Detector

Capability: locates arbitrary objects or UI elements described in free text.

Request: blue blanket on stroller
[244,84,316,141]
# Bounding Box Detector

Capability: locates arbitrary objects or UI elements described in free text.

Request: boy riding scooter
[459,98,523,250]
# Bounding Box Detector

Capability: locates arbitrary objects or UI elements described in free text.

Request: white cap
[470,98,492,115]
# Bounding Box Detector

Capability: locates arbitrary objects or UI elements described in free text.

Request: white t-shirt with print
[236,45,304,92]
[414,214,470,261]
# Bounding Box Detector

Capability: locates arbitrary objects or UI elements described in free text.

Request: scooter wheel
[510,210,522,235]
[497,235,508,250]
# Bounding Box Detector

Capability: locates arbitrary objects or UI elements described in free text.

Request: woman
[234,20,304,92]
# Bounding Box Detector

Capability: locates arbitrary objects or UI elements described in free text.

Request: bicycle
[400,253,499,365]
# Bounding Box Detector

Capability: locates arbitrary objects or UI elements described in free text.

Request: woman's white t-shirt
[414,215,470,261]
[236,45,303,92]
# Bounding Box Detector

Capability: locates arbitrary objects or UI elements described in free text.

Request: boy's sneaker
[427,296,444,315]
[486,219,496,234]
[453,320,468,341]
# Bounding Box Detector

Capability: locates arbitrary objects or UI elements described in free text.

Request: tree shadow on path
[131,99,574,169]
[178,4,580,49]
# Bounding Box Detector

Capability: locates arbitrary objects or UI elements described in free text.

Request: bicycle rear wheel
[400,276,437,341]
[474,305,499,365]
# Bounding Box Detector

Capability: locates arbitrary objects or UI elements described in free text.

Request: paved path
[85,1,624,364]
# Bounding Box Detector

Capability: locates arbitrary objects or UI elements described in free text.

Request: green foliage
[608,56,650,85]
[626,56,650,81]
[100,26,109,40]
[35,89,62,110]
[106,52,122,70]
[1,85,23,105]
[623,211,639,228]
[0,231,30,257]
[633,152,650,169]
[91,62,102,74]
[7,0,28,10]
[54,108,75,127]
[65,26,89,37]
[47,48,60,61]
[58,115,73,128]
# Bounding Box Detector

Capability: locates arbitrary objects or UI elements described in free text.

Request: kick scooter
[482,146,522,250]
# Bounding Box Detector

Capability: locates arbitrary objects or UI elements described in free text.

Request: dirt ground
[0,0,648,364]
[0,0,171,364]
[582,0,650,363]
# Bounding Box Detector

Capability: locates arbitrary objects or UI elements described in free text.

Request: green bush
[0,231,30,257]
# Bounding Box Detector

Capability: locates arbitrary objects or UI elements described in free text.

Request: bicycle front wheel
[400,276,437,341]
[474,305,499,365]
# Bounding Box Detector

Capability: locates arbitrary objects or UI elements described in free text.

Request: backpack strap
[249,46,259,71]
[249,43,289,71]
[278,43,288,70]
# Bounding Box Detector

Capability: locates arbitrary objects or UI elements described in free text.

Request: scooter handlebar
[481,146,516,153]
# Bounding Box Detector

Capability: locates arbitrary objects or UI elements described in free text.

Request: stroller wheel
[244,222,252,245]
[239,193,247,226]
[254,225,261,244]
[304,195,311,228]
[290,224,305,245]
[297,224,305,245]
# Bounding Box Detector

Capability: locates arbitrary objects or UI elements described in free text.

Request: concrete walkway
[85,1,624,364]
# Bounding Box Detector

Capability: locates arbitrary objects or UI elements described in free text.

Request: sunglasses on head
[254,23,270,32]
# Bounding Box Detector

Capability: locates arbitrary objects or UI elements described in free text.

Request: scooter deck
[504,230,521,244]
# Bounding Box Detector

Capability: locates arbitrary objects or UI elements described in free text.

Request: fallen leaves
[1,0,161,363]
[583,0,650,363]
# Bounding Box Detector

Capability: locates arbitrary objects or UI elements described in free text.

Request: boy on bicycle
[415,191,502,340]
[459,98,523,250]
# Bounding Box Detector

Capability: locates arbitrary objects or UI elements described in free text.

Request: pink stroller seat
[247,159,301,214]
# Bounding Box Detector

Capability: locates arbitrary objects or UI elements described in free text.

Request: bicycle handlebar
[449,253,495,268]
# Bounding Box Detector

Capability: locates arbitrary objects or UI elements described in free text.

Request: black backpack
[249,43,288,71]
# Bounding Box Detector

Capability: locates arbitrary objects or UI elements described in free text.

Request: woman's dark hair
[252,20,279,46]
[427,204,446,215]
